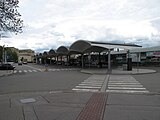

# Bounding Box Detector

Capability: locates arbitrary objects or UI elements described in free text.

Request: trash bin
[127,58,132,71]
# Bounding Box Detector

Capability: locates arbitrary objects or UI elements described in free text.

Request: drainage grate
[76,93,107,120]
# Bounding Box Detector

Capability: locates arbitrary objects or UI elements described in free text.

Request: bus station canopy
[69,40,142,54]
[56,46,69,55]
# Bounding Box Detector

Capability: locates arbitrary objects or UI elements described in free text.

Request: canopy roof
[48,49,56,56]
[56,46,69,55]
[69,40,142,53]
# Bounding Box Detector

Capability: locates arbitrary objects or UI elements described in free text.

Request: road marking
[13,70,17,73]
[55,69,60,71]
[82,81,103,84]
[28,70,32,72]
[19,70,22,73]
[72,75,106,92]
[79,84,102,86]
[84,79,104,82]
[106,90,149,93]
[106,75,150,94]
[108,83,141,85]
[76,86,101,89]
[108,87,146,90]
[24,70,27,73]
[72,88,99,92]
[48,69,55,71]
[101,75,110,92]
[32,70,37,72]
[47,68,79,72]
[108,84,143,87]
[109,81,139,83]
[24,65,42,71]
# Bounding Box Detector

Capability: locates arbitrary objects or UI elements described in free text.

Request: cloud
[2,0,160,52]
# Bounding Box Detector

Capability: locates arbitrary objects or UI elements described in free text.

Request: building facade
[18,49,35,63]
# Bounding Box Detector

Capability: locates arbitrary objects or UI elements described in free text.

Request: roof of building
[111,46,160,54]
[130,46,160,53]
[69,40,142,53]
[56,46,69,55]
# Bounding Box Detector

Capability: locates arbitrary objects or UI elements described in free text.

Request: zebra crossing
[13,68,80,74]
[48,68,80,72]
[72,74,149,94]
[106,75,149,93]
[72,75,106,92]
[13,69,38,74]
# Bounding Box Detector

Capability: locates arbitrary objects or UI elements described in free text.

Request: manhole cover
[20,98,36,104]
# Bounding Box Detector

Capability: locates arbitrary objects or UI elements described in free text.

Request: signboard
[146,51,160,57]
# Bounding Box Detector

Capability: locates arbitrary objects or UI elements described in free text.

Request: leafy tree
[0,46,2,62]
[0,0,23,34]
[6,47,18,62]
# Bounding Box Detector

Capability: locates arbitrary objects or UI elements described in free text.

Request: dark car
[18,62,22,65]
[0,63,15,70]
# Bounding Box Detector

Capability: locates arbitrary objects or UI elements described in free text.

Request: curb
[80,69,157,75]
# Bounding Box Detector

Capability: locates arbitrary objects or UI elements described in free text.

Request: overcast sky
[1,0,160,52]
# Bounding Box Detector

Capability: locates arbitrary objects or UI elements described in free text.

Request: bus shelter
[69,40,142,71]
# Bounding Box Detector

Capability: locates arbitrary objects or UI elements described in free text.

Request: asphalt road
[0,64,90,94]
[0,64,160,94]
[132,66,160,93]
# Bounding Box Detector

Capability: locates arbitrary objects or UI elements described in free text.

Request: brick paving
[76,93,107,120]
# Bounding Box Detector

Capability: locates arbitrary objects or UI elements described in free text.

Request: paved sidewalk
[0,91,160,120]
[0,91,93,120]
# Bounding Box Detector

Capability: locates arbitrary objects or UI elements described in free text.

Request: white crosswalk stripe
[72,75,105,92]
[28,70,33,72]
[48,68,80,72]
[12,68,79,74]
[13,70,38,74]
[106,75,149,94]
[32,70,37,72]
[13,70,17,73]
[23,70,27,73]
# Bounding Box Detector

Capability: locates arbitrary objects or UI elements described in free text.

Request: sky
[1,0,160,52]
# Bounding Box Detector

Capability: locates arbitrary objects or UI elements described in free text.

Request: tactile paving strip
[76,93,107,120]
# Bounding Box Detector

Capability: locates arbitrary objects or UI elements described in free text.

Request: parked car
[23,61,27,64]
[0,63,15,70]
[18,62,22,65]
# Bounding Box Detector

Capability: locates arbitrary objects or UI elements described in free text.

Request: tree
[0,46,3,62]
[0,0,23,34]
[6,47,18,62]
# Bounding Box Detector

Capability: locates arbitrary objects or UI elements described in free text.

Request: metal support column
[98,52,102,68]
[57,56,58,64]
[4,50,7,63]
[66,55,69,66]
[50,57,52,64]
[61,56,63,65]
[88,53,91,68]
[81,54,84,68]
[108,49,111,72]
